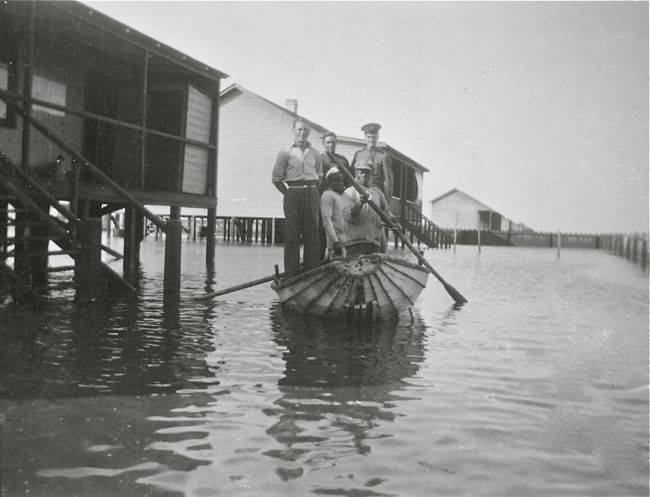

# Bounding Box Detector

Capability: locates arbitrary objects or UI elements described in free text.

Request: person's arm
[315,152,323,190]
[349,190,369,221]
[273,181,287,195]
[379,228,388,253]
[271,149,288,195]
[383,154,394,200]
[320,194,339,246]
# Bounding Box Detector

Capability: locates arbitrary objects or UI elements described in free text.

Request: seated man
[320,168,354,260]
[343,161,390,257]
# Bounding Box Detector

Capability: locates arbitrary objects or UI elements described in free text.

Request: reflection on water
[0,241,648,497]
[264,305,426,481]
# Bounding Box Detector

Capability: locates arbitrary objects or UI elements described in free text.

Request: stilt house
[0,1,227,302]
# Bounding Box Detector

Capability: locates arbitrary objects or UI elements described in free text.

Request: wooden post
[0,199,7,260]
[123,206,140,282]
[164,207,182,300]
[29,198,50,291]
[271,218,276,244]
[557,231,561,259]
[476,211,481,254]
[70,159,81,222]
[453,213,458,253]
[13,208,30,296]
[640,236,648,270]
[20,1,35,173]
[75,217,103,302]
[206,207,216,268]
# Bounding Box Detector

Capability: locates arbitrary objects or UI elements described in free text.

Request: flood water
[0,240,648,497]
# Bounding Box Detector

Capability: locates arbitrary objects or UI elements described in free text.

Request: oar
[193,273,279,301]
[335,164,468,305]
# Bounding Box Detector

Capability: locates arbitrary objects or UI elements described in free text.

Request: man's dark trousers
[283,187,320,277]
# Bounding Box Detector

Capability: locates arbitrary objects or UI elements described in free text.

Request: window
[0,61,16,128]
[32,74,66,117]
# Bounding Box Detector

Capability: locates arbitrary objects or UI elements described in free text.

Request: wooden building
[428,188,531,232]
[0,1,227,302]
[218,84,444,247]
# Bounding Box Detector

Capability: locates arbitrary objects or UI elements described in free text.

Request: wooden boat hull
[271,254,429,319]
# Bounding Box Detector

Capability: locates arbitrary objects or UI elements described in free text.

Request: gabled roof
[429,188,498,213]
[221,83,330,134]
[221,83,429,173]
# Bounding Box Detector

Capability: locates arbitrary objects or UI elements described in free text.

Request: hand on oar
[334,164,468,305]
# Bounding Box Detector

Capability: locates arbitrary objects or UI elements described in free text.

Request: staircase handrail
[0,153,83,229]
[0,92,168,233]
[400,202,440,245]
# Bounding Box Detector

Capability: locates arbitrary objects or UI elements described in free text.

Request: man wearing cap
[320,132,354,193]
[351,123,393,201]
[320,168,354,260]
[343,160,390,256]
[272,117,322,277]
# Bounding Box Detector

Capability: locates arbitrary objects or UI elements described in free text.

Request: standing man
[351,122,393,201]
[320,131,354,192]
[272,118,323,277]
[318,131,353,259]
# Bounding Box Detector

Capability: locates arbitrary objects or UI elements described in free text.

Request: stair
[398,202,448,249]
[0,154,83,296]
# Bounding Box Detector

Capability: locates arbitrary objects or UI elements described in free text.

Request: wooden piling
[206,207,216,268]
[123,206,141,281]
[164,207,182,299]
[75,217,103,302]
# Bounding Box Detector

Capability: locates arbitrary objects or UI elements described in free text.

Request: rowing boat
[271,253,429,319]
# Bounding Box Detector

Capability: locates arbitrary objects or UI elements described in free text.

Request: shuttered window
[182,85,212,194]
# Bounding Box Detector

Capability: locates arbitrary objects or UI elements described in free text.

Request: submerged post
[206,207,216,269]
[76,217,103,302]
[164,207,182,301]
[123,206,141,282]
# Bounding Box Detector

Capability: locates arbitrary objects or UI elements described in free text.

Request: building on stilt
[0,1,227,303]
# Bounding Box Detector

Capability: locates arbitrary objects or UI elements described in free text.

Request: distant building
[428,188,532,232]
[218,84,428,221]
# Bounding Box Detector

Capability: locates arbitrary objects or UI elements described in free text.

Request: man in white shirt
[271,118,323,276]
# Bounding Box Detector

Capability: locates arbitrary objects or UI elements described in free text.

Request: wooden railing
[399,201,443,248]
[0,152,136,290]
[0,89,168,233]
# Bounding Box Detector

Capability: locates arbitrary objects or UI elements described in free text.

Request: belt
[286,180,317,188]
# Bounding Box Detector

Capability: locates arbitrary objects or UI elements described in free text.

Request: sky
[85,1,648,234]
